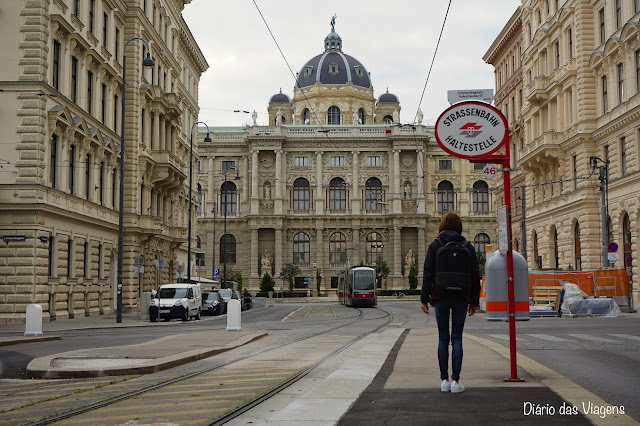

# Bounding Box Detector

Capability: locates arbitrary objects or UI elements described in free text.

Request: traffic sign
[213,268,220,279]
[483,165,497,179]
[607,242,619,253]
[435,101,508,159]
[608,252,619,262]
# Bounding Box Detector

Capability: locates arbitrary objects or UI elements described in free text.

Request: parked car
[202,291,223,316]
[233,290,245,310]
[150,283,201,322]
[218,288,233,306]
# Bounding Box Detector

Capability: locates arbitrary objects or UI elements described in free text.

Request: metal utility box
[485,250,530,321]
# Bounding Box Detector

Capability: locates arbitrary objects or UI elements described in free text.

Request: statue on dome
[352,110,360,126]
[416,108,423,125]
[252,110,257,126]
[275,108,282,125]
[393,109,400,124]
[331,15,336,32]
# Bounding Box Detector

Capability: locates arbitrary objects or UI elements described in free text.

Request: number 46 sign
[483,164,497,179]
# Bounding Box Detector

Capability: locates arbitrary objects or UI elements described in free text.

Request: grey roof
[378,90,399,103]
[269,90,291,103]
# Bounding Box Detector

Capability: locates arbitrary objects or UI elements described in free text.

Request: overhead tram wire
[251,1,358,170]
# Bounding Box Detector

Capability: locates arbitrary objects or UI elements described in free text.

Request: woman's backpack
[434,238,472,298]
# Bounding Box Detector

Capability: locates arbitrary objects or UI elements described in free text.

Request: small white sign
[483,165,497,179]
[608,252,619,262]
[448,89,494,105]
[497,206,509,252]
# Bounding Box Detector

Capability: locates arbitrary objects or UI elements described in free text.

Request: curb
[0,335,62,347]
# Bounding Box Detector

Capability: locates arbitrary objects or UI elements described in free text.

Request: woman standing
[421,212,480,393]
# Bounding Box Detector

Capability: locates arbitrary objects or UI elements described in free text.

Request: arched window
[302,108,310,125]
[196,236,201,249]
[365,177,383,210]
[472,180,489,213]
[328,105,341,125]
[437,180,454,213]
[219,234,236,264]
[329,177,346,211]
[293,232,310,265]
[574,221,581,270]
[329,232,346,266]
[221,181,237,213]
[623,213,631,271]
[474,233,490,255]
[383,115,393,124]
[366,232,383,264]
[293,178,310,211]
[274,115,286,125]
[197,183,203,214]
[358,108,366,125]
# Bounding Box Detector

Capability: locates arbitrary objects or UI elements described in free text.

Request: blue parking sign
[213,268,220,279]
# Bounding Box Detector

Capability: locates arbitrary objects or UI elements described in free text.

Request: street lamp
[211,202,216,281]
[221,164,238,288]
[187,123,212,284]
[116,37,154,323]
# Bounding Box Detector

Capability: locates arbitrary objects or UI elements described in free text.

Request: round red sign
[434,101,508,159]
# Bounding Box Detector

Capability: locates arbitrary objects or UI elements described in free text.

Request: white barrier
[25,304,43,337]
[226,299,242,331]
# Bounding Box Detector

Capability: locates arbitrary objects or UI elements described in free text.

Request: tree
[375,256,390,289]
[408,264,418,290]
[279,262,301,292]
[233,270,243,292]
[477,252,486,276]
[260,272,275,293]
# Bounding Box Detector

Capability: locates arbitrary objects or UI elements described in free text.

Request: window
[219,234,236,264]
[141,109,145,145]
[48,236,56,277]
[101,84,107,123]
[366,232,383,264]
[328,62,339,75]
[358,108,366,125]
[554,41,560,69]
[140,179,145,214]
[292,178,310,211]
[366,156,380,167]
[354,65,364,78]
[599,9,605,43]
[97,243,103,279]
[329,232,347,265]
[439,159,452,170]
[364,177,383,210]
[294,156,308,167]
[222,160,236,171]
[99,162,104,204]
[67,239,73,277]
[637,0,640,13]
[383,115,393,124]
[304,66,313,77]
[618,63,624,103]
[328,106,341,125]
[112,168,117,209]
[329,177,346,211]
[302,108,310,124]
[83,241,89,278]
[474,233,490,255]
[87,70,93,114]
[472,181,489,213]
[73,0,79,16]
[103,12,108,45]
[52,41,60,90]
[115,27,120,61]
[572,155,578,190]
[85,154,92,200]
[50,135,57,188]
[637,50,640,93]
[71,56,78,103]
[221,181,237,213]
[621,136,627,176]
[89,0,95,33]
[474,163,485,170]
[69,145,75,195]
[568,28,573,59]
[113,94,118,131]
[602,75,608,112]
[293,232,310,264]
[330,156,344,167]
[616,0,622,29]
[437,180,454,213]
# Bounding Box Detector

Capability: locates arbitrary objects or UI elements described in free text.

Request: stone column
[316,151,323,214]
[392,150,401,213]
[417,149,426,213]
[251,228,259,283]
[392,226,402,286]
[208,156,215,213]
[352,151,360,214]
[251,150,259,214]
[275,150,283,214]
[316,225,325,286]
[153,111,160,150]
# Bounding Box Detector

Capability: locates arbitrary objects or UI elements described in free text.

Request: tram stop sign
[434,101,508,159]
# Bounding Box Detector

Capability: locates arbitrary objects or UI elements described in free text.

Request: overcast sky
[182,0,521,128]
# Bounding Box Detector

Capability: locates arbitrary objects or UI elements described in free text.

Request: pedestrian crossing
[486,333,640,343]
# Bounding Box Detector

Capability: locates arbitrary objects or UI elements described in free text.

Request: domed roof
[378,89,399,103]
[295,27,372,89]
[269,89,290,103]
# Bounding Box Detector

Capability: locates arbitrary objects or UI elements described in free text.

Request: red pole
[502,152,522,381]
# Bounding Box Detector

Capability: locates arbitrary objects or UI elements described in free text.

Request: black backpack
[434,238,472,298]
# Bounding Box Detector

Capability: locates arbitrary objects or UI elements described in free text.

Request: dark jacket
[421,230,481,307]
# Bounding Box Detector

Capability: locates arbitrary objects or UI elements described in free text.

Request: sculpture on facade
[404,182,412,198]
[405,249,415,270]
[261,250,273,269]
[331,15,336,32]
[275,108,283,125]
[352,110,359,126]
[264,182,271,199]
[393,109,400,124]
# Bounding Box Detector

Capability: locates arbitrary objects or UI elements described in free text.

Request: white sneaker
[450,380,465,393]
[440,379,451,392]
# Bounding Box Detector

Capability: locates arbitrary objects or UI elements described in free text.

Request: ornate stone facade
[0,0,207,322]
[486,1,640,307]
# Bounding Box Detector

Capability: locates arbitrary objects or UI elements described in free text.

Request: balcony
[150,150,186,190]
[526,76,549,104]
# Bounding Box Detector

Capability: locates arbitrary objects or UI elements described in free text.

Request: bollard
[226,299,242,331]
[25,304,43,337]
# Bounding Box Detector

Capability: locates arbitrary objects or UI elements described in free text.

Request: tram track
[13,306,392,426]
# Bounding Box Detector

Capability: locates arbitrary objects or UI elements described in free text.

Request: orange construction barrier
[528,269,629,305]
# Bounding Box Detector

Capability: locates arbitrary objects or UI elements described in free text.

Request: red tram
[338,266,377,307]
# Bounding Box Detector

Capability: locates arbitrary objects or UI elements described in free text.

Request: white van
[150,283,202,322]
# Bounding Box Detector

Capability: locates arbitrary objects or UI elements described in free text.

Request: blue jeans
[434,298,468,381]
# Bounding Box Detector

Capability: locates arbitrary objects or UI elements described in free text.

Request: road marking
[281,306,303,322]
[526,334,572,342]
[488,334,528,342]
[566,333,621,343]
[607,333,640,342]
